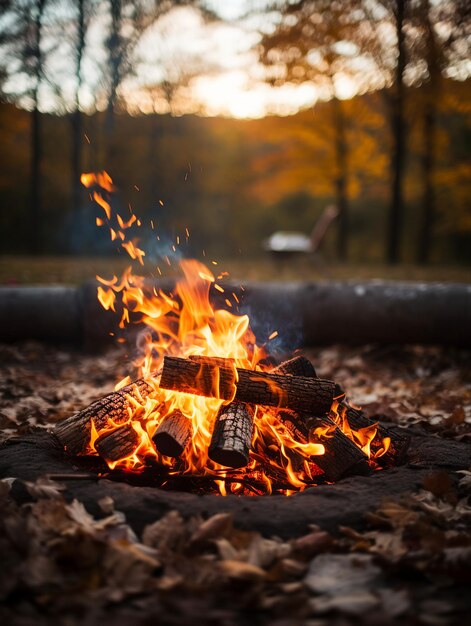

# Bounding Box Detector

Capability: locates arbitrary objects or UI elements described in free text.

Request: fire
[83,172,389,494]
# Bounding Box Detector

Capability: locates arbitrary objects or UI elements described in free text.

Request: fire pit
[27,170,455,500]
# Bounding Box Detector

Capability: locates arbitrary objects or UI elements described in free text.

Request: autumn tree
[70,0,87,246]
[259,0,374,261]
[410,0,471,263]
[0,0,49,253]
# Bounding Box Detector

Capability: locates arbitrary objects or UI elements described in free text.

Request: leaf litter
[0,341,470,624]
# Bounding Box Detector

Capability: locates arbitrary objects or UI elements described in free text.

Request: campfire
[55,172,409,495]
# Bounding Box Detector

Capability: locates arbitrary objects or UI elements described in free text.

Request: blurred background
[0,0,470,283]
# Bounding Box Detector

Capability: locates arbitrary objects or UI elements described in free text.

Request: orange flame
[82,171,388,495]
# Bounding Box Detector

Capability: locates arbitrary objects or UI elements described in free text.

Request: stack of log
[54,355,410,486]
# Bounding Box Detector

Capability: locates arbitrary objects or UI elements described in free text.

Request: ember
[55,172,409,494]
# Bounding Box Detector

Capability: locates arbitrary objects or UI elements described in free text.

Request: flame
[82,171,389,495]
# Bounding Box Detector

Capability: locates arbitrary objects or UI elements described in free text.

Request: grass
[1,255,471,285]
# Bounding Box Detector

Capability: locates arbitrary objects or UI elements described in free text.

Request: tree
[259,0,373,261]
[25,0,47,254]
[412,0,471,263]
[70,0,86,247]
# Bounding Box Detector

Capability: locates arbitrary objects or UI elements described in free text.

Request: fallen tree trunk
[55,377,158,455]
[1,281,471,347]
[95,424,140,462]
[159,356,336,415]
[152,410,192,458]
[208,402,255,469]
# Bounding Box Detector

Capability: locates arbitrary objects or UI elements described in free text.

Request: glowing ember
[78,171,391,495]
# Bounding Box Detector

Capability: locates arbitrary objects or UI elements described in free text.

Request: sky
[2,0,467,119]
[126,2,324,119]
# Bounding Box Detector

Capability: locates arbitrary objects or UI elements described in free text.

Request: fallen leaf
[218,559,266,581]
[24,478,65,499]
[305,553,381,595]
[309,591,379,615]
[190,512,232,544]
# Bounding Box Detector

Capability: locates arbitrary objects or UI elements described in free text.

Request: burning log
[208,402,255,469]
[152,410,192,457]
[341,405,410,466]
[272,357,370,481]
[277,410,370,481]
[272,355,317,378]
[94,424,139,462]
[54,377,157,455]
[159,356,336,416]
[189,355,235,368]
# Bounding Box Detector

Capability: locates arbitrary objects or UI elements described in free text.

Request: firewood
[189,355,235,368]
[272,356,370,481]
[159,356,336,415]
[341,405,410,466]
[152,410,192,457]
[94,424,139,462]
[275,410,370,481]
[272,355,317,378]
[208,402,255,469]
[55,377,158,456]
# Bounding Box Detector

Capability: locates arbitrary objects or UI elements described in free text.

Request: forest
[0,0,470,265]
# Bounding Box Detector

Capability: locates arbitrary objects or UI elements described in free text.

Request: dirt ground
[0,342,470,625]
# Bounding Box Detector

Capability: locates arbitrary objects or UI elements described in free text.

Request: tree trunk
[418,1,439,265]
[70,0,86,253]
[332,95,349,261]
[104,0,122,166]
[386,0,407,264]
[417,97,436,264]
[29,0,46,255]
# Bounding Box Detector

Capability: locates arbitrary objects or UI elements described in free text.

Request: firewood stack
[54,355,410,488]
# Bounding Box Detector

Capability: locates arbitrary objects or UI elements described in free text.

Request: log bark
[160,356,335,415]
[276,411,370,481]
[341,405,410,466]
[152,410,192,457]
[95,424,139,462]
[272,356,369,480]
[272,355,317,378]
[55,377,158,456]
[189,355,235,368]
[208,402,255,469]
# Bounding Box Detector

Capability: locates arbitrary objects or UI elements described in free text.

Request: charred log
[189,355,235,368]
[152,410,192,458]
[341,405,410,466]
[160,356,336,415]
[272,356,369,480]
[208,402,255,469]
[55,377,158,456]
[276,410,370,481]
[94,424,139,462]
[272,355,317,378]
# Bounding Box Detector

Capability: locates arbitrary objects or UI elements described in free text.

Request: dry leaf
[248,535,291,569]
[142,511,186,552]
[190,512,232,544]
[310,591,379,616]
[305,553,381,595]
[218,559,266,581]
[24,477,65,499]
